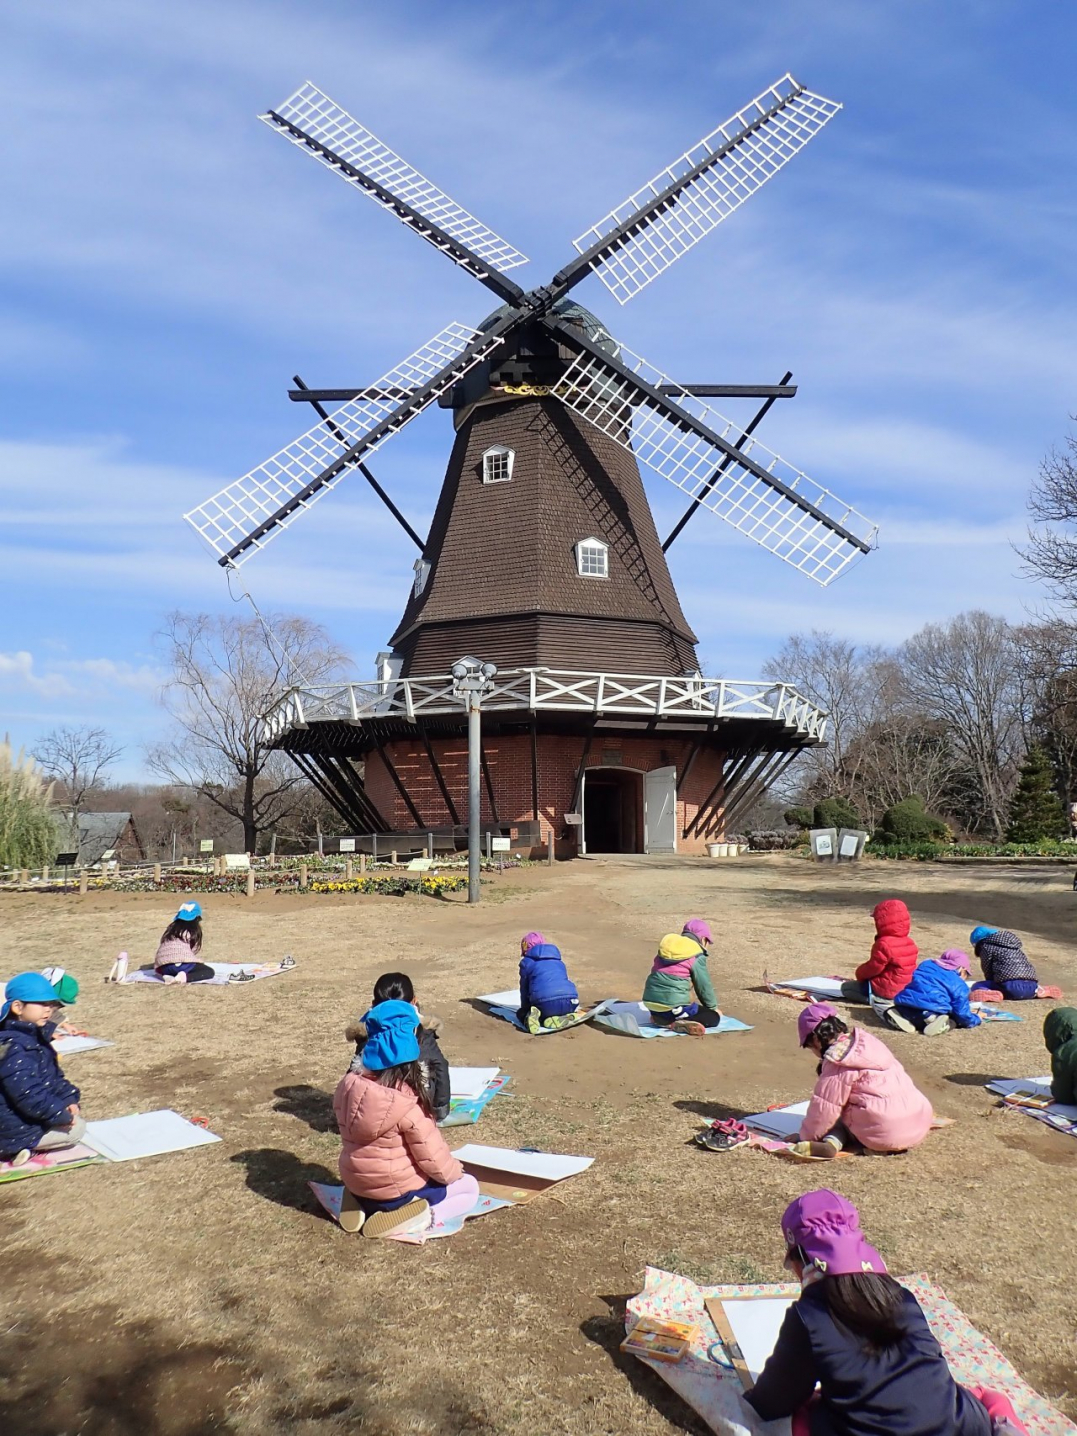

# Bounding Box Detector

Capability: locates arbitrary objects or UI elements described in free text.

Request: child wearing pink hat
[793,1004,933,1158]
[890,950,983,1035]
[516,933,581,1033]
[745,1190,1028,1436]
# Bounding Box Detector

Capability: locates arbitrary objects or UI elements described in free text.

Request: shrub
[746,829,803,851]
[783,806,814,830]
[812,797,862,831]
[0,740,56,869]
[1006,744,1068,842]
[875,796,949,844]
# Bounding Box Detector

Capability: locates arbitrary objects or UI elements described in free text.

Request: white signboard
[407,857,433,872]
[224,853,250,870]
[339,838,356,852]
[491,837,511,852]
[199,839,214,853]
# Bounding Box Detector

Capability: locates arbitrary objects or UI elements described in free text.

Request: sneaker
[883,1007,917,1034]
[541,1012,582,1031]
[1036,985,1063,1000]
[228,970,257,984]
[694,1119,749,1152]
[670,1019,706,1037]
[525,1007,543,1035]
[362,1199,431,1239]
[974,989,1004,1003]
[279,955,297,971]
[923,1013,951,1036]
[8,1149,31,1168]
[337,1189,365,1234]
[789,1140,840,1160]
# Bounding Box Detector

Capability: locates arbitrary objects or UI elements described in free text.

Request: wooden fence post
[19,869,29,886]
[345,858,353,881]
[246,869,256,898]
[360,853,367,875]
[390,850,397,866]
[153,863,162,884]
[299,862,308,890]
[41,866,49,885]
[78,870,88,896]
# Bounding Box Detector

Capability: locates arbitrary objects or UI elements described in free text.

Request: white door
[644,766,677,854]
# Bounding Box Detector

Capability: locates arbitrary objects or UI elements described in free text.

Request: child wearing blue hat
[333,1000,479,1237]
[155,903,214,985]
[0,972,86,1165]
[968,926,1060,1003]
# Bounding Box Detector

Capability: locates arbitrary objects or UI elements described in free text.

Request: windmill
[186,76,877,856]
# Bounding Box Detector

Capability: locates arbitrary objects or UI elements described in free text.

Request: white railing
[261,668,828,744]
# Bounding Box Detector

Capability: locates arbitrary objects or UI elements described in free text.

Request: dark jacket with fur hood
[346,1013,451,1123]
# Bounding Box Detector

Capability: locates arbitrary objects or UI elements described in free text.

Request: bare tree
[1023,423,1077,603]
[763,631,882,801]
[149,611,349,853]
[34,725,124,838]
[897,611,1023,838]
[1017,618,1077,804]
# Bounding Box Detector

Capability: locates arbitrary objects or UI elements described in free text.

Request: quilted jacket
[973,929,1037,987]
[519,943,579,1016]
[334,1069,462,1201]
[855,899,919,1000]
[346,1014,451,1122]
[894,960,981,1028]
[0,1017,80,1157]
[642,935,718,1012]
[800,1027,933,1152]
[155,934,201,969]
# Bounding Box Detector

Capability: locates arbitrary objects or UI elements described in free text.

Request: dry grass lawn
[1,855,1075,1434]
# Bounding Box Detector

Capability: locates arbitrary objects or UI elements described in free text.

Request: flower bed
[309,874,469,897]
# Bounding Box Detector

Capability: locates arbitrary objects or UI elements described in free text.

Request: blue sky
[3,1,1075,779]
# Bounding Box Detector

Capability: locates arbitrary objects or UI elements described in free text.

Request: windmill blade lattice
[184,323,501,567]
[262,83,529,282]
[551,337,876,585]
[572,75,840,305]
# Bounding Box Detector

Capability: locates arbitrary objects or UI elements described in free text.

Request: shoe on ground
[670,1019,706,1036]
[337,1189,365,1234]
[362,1199,431,1239]
[975,989,1004,1003]
[884,1007,917,1033]
[1037,985,1063,1000]
[923,1014,951,1036]
[279,955,296,971]
[228,970,257,984]
[789,1140,840,1160]
[9,1149,31,1168]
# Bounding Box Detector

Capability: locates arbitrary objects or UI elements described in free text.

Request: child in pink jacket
[793,1004,933,1159]
[333,999,479,1238]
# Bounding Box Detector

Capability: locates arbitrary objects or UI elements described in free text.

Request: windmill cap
[175,902,202,920]
[2,971,67,1020]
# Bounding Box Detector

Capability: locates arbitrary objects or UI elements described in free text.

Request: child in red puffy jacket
[842,900,920,1032]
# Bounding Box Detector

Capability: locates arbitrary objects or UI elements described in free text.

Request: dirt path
[0,856,1074,1433]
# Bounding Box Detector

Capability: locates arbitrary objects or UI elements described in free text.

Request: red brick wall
[364,732,728,853]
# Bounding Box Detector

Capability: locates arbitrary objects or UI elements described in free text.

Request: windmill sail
[569,76,840,305]
[184,323,503,567]
[263,83,528,293]
[549,328,876,586]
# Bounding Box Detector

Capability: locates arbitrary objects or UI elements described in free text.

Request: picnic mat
[476,988,614,1033]
[123,962,292,986]
[971,1003,1022,1022]
[311,1143,593,1243]
[593,1001,752,1039]
[739,1102,954,1161]
[0,1110,220,1183]
[625,1267,1075,1436]
[0,1143,104,1184]
[439,1073,511,1128]
[986,1077,1077,1137]
[53,1034,113,1054]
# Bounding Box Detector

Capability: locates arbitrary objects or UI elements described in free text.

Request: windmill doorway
[581,767,643,854]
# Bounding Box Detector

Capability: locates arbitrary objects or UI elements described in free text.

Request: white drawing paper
[449,1067,500,1100]
[721,1297,794,1381]
[84,1109,221,1162]
[742,1101,810,1140]
[452,1143,593,1180]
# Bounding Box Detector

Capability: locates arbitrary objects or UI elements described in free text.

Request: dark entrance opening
[583,768,642,853]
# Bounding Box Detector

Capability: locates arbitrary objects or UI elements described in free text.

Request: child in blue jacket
[891,950,982,1035]
[0,972,86,1164]
[516,932,581,1033]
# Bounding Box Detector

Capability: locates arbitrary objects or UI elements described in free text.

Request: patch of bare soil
[0,856,1074,1432]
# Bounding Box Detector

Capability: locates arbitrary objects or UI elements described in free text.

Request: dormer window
[413,558,431,597]
[482,445,514,484]
[576,537,609,579]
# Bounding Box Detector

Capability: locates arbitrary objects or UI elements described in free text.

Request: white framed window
[576,536,609,579]
[482,445,514,484]
[413,558,431,596]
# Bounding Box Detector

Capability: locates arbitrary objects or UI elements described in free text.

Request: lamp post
[451,657,497,904]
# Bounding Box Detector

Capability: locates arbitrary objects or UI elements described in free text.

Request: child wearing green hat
[0,972,86,1165]
[155,902,215,984]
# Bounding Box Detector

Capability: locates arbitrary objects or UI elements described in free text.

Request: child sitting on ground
[642,919,721,1035]
[1043,1007,1077,1106]
[516,932,581,1033]
[890,949,982,1035]
[0,972,86,1166]
[347,972,450,1123]
[792,1003,933,1158]
[333,999,479,1238]
[154,902,215,985]
[744,1189,1028,1436]
[843,900,919,1029]
[969,926,1060,1002]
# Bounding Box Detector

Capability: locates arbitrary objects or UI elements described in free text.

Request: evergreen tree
[1006,744,1068,842]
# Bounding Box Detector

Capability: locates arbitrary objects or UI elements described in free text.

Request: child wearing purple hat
[516,932,581,1032]
[745,1189,1028,1436]
[889,950,983,1035]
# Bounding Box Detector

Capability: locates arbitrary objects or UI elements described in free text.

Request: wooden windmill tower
[187,77,877,855]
